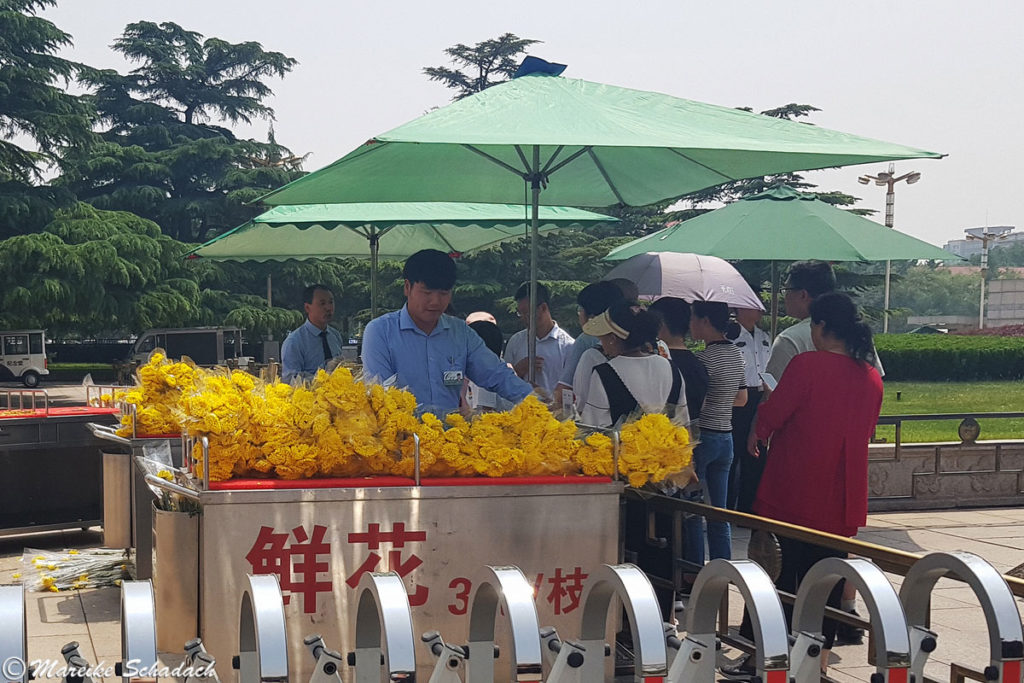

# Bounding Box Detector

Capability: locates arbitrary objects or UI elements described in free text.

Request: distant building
[944,225,1019,258]
[986,279,1024,327]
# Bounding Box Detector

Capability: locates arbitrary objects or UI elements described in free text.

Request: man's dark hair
[404,249,457,290]
[469,320,503,356]
[608,277,639,303]
[303,284,332,305]
[577,281,623,318]
[648,297,691,336]
[514,281,550,306]
[786,260,836,298]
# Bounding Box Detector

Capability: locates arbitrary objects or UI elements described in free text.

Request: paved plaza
[1,506,1022,681]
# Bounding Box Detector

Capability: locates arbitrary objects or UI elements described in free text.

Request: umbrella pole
[370,230,379,320]
[770,260,778,340]
[266,273,272,309]
[528,146,540,386]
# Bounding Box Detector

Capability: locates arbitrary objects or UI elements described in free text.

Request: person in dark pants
[726,306,770,512]
[722,293,883,679]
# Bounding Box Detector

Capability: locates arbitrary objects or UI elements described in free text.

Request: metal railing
[875,411,1024,459]
[624,488,1024,681]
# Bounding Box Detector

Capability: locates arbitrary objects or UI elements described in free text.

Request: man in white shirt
[727,306,770,512]
[503,281,575,396]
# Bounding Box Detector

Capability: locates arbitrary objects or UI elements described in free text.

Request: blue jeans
[684,430,734,565]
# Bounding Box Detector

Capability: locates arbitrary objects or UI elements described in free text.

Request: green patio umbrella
[188,202,615,316]
[257,60,943,378]
[603,185,961,334]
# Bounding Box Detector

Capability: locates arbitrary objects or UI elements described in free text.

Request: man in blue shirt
[361,250,531,415]
[281,284,345,383]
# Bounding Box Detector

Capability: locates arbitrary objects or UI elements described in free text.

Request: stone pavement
[1,507,1022,680]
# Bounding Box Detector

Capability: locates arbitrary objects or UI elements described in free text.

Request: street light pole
[966,229,1010,329]
[858,163,921,333]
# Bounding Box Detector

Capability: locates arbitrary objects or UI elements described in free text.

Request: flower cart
[122,354,691,681]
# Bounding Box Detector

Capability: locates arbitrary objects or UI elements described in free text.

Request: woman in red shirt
[753,292,882,670]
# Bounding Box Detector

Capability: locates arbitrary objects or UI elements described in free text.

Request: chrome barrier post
[0,585,28,682]
[466,566,543,683]
[422,631,466,683]
[351,572,418,683]
[182,638,221,683]
[576,563,667,683]
[235,574,289,683]
[303,635,344,683]
[791,558,911,683]
[900,551,1024,683]
[118,580,158,682]
[60,642,96,683]
[670,559,789,683]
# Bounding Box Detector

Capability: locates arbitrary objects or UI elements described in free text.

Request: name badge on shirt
[443,370,464,386]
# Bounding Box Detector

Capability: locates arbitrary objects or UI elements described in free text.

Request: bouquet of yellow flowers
[130,360,692,487]
[573,413,694,488]
[117,352,200,437]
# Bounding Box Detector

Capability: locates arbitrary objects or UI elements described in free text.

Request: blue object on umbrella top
[514,56,567,78]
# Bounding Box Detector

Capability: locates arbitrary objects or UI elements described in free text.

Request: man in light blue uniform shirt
[361,250,531,415]
[281,284,345,383]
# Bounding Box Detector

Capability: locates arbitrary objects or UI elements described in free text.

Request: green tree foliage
[0,0,95,237]
[968,243,1024,270]
[57,21,302,242]
[0,203,200,335]
[424,33,540,101]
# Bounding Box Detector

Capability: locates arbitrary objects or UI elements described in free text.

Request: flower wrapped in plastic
[573,413,693,488]
[178,368,260,481]
[117,351,201,437]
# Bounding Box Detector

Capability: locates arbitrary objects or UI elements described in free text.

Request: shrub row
[875,334,1024,381]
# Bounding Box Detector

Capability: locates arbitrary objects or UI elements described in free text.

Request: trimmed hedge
[875,334,1024,381]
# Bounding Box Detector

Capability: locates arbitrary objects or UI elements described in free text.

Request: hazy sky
[42,0,1024,247]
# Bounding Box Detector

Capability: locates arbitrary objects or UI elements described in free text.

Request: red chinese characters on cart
[245,521,588,617]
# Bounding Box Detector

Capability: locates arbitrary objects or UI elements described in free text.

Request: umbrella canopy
[603,252,764,311]
[258,74,942,209]
[190,202,615,261]
[256,62,942,378]
[188,202,615,316]
[603,185,958,262]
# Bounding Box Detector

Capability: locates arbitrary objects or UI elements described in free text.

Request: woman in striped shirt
[684,301,748,564]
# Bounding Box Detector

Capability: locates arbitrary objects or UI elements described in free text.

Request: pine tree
[0,0,95,237]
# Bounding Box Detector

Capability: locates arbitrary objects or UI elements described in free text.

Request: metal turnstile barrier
[466,565,544,683]
[183,638,221,683]
[302,635,344,683]
[60,641,96,683]
[236,574,290,683]
[118,580,158,681]
[352,571,418,683]
[900,551,1024,683]
[791,558,912,683]
[575,563,667,683]
[671,559,789,683]
[0,584,28,682]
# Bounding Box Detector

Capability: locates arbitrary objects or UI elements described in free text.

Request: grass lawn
[876,380,1024,443]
